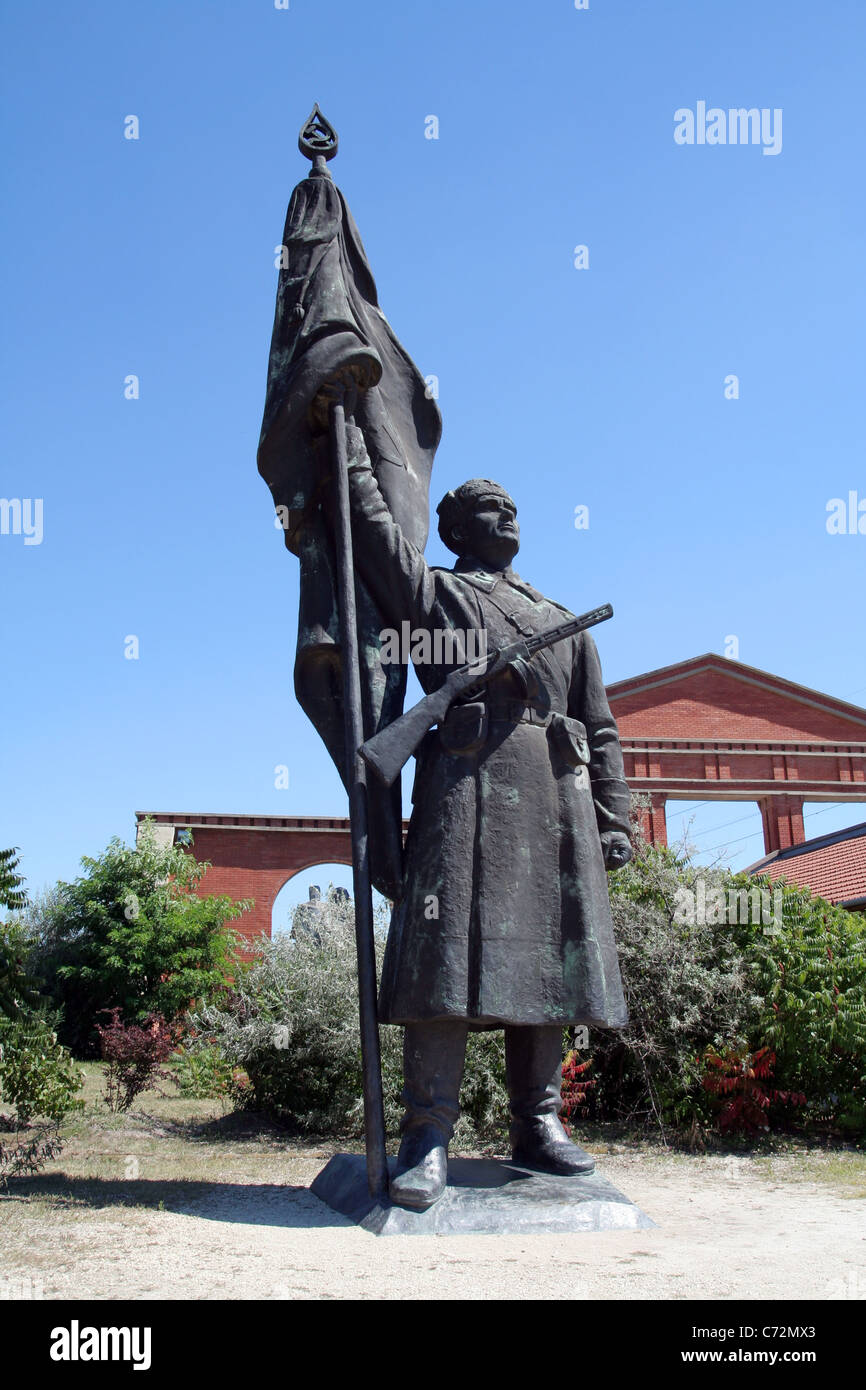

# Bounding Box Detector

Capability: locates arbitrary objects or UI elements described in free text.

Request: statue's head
[436,479,519,569]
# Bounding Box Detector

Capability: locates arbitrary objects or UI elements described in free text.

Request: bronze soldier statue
[259,112,633,1212]
[341,410,633,1210]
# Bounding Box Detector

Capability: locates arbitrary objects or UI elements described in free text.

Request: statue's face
[456,495,520,568]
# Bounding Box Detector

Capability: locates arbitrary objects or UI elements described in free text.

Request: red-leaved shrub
[702,1046,807,1135]
[96,1009,177,1112]
[560,1049,595,1135]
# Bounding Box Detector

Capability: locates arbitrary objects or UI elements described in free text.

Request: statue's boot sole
[389,1151,447,1210]
[511,1145,596,1176]
[389,1173,446,1210]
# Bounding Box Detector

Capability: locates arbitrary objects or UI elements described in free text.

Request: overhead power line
[692,801,857,856]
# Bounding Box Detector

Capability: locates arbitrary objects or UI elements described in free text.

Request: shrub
[0,1120,66,1184]
[560,1050,594,1135]
[597,832,866,1140]
[595,838,765,1136]
[453,1030,509,1147]
[741,882,866,1134]
[170,1043,235,1099]
[0,1015,85,1125]
[95,1008,177,1113]
[701,1046,806,1135]
[190,889,511,1144]
[0,1015,84,1185]
[192,890,401,1133]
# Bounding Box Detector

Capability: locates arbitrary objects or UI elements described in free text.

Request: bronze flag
[258,131,441,898]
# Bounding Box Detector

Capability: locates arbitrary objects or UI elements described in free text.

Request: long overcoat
[348,459,631,1030]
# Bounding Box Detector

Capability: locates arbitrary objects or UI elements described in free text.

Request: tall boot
[505,1025,595,1175]
[390,1020,468,1211]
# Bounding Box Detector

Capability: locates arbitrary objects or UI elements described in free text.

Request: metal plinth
[310,1153,656,1236]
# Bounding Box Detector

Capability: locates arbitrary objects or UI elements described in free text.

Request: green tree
[0,849,40,1020]
[34,824,251,1054]
[0,919,42,1020]
[0,849,27,911]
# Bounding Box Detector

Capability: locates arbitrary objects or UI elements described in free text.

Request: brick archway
[135,813,363,949]
[607,654,866,854]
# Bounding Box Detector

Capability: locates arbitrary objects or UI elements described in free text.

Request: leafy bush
[560,1050,594,1135]
[741,882,866,1134]
[170,1043,235,1099]
[190,889,510,1144]
[596,831,866,1141]
[0,1015,84,1184]
[453,1030,509,1146]
[0,1015,84,1124]
[594,839,764,1136]
[701,1046,806,1135]
[95,1008,177,1113]
[17,823,251,1054]
[192,890,401,1133]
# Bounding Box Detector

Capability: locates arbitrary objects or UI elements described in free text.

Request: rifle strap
[479,584,537,636]
[479,577,575,640]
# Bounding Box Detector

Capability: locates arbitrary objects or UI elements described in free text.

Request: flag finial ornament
[298,104,338,166]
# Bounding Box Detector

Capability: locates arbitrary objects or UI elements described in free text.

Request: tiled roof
[747,822,866,908]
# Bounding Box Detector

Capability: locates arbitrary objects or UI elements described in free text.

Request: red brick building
[746,822,866,912]
[607,653,866,858]
[138,653,866,943]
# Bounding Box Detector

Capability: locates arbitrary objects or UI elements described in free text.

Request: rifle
[359,602,613,787]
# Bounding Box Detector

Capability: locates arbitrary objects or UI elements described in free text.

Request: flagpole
[329,388,389,1203]
[294,105,388,1201]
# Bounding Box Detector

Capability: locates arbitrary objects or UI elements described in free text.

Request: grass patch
[2,1061,863,1219]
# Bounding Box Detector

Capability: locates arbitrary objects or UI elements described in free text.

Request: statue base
[310,1153,655,1236]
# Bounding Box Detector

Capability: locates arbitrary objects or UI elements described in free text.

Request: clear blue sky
[2,0,864,911]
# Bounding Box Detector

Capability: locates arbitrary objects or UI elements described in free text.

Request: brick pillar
[759,795,805,854]
[638,793,668,846]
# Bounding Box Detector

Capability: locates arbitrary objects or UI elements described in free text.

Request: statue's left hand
[311,370,359,433]
[600,831,632,872]
[344,422,371,471]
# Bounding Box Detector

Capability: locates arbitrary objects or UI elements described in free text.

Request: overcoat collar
[451,557,545,601]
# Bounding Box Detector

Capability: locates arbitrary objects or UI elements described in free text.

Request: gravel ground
[2,1147,864,1301]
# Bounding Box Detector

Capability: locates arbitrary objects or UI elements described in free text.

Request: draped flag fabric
[258,165,442,899]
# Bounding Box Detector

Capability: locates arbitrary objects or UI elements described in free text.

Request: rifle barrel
[524,602,613,654]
